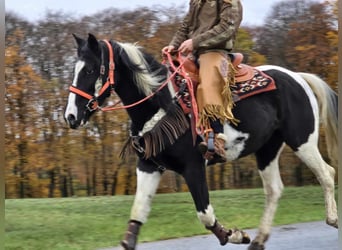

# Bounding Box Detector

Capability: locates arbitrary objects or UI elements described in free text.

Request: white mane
[118,42,164,96]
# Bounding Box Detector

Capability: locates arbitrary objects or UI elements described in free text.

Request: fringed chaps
[196,51,238,130]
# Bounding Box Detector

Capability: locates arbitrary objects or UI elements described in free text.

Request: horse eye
[86,69,94,75]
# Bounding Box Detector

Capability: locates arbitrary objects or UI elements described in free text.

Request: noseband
[69,40,115,112]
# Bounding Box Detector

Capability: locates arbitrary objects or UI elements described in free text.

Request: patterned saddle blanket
[178,52,276,102]
[169,53,276,115]
[232,68,276,102]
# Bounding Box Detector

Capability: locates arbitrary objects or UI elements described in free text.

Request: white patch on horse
[295,133,337,226]
[197,204,216,227]
[223,123,249,161]
[130,169,161,223]
[257,144,285,239]
[65,60,85,120]
[141,109,166,134]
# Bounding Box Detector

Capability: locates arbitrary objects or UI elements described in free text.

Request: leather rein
[68,40,188,113]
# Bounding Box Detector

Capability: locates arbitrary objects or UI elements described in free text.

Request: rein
[163,52,201,139]
[69,41,201,139]
[100,50,201,141]
[81,45,189,112]
[100,57,182,111]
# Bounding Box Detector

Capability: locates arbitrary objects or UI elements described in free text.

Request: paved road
[100,221,338,250]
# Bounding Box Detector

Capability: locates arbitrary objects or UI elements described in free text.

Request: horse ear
[87,33,99,53]
[72,33,85,47]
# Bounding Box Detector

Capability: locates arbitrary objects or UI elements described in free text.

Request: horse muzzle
[66,114,81,129]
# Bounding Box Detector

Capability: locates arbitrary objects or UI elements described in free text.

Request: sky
[5,0,283,26]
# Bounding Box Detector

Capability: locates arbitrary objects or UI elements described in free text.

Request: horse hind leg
[249,137,285,250]
[294,141,338,228]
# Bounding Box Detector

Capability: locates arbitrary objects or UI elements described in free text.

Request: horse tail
[298,72,338,166]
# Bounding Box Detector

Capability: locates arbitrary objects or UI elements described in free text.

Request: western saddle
[180,52,255,84]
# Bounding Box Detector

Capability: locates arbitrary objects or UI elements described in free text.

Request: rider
[162,0,243,164]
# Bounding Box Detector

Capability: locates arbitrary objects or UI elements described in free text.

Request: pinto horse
[64,34,338,250]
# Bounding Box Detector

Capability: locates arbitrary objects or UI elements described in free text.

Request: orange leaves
[5,3,338,198]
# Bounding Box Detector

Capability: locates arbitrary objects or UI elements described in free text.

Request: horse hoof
[229,229,251,244]
[206,221,251,245]
[248,242,265,250]
[206,221,229,245]
[242,231,251,244]
[121,240,135,250]
[326,218,338,228]
[120,221,141,250]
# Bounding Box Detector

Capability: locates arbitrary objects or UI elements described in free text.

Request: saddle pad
[232,69,276,102]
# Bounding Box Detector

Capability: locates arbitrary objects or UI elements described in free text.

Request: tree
[5,29,44,198]
[25,11,79,83]
[234,27,266,66]
[285,2,336,81]
[253,0,337,90]
[6,3,334,198]
[254,0,313,67]
[323,0,338,89]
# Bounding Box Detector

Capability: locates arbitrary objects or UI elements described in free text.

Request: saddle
[178,53,276,103]
[165,52,276,144]
[181,52,255,84]
[229,53,255,82]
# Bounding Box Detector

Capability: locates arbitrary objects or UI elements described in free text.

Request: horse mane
[117,42,167,96]
[114,42,191,159]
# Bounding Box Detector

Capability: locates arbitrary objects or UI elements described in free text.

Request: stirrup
[201,129,215,149]
[207,133,227,165]
[198,129,215,157]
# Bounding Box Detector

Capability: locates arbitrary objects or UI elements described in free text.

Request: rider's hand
[162,45,176,54]
[178,39,193,55]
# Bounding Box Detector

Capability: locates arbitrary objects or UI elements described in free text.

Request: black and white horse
[64,34,338,250]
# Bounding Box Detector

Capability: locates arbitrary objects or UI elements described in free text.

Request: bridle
[68,39,201,142]
[69,40,115,112]
[68,40,190,113]
[69,39,176,113]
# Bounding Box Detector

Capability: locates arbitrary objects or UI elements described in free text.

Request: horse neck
[112,42,172,133]
[116,69,169,135]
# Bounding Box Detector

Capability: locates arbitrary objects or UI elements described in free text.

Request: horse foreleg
[250,149,284,250]
[183,162,250,246]
[121,168,161,250]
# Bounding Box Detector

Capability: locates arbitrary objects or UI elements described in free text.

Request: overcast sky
[5,0,284,26]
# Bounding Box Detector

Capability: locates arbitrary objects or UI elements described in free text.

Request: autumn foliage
[5,0,338,198]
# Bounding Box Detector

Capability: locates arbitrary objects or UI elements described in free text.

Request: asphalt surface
[100,221,338,250]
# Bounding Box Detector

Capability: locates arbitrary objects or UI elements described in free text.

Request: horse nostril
[67,114,76,123]
[67,114,78,129]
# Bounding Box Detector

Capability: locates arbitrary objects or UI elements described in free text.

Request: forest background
[5,0,338,198]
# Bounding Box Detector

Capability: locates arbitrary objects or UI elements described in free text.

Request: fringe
[198,104,226,129]
[197,59,239,129]
[120,105,189,159]
[222,60,239,125]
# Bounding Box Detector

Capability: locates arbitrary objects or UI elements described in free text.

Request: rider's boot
[198,131,227,165]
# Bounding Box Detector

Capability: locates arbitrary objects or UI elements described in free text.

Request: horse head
[64,33,112,129]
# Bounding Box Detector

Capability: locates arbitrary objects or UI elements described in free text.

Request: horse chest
[141,109,166,135]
